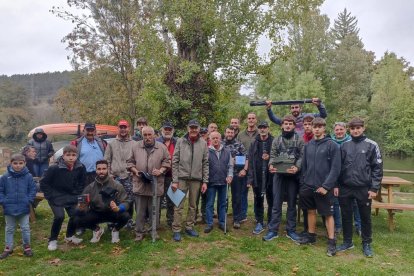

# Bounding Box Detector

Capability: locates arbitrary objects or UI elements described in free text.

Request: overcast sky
[1,0,413,76]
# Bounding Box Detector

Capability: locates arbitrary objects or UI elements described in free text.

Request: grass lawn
[1,195,414,276]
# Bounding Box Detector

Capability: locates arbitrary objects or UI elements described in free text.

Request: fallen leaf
[48,258,61,265]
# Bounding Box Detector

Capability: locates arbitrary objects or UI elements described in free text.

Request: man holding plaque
[263,115,304,242]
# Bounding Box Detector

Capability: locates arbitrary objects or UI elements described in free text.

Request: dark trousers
[48,203,77,241]
[74,210,130,231]
[115,176,134,218]
[339,187,372,244]
[253,182,273,225]
[196,187,207,220]
[268,174,298,233]
[161,176,174,225]
[231,173,245,223]
[85,172,96,186]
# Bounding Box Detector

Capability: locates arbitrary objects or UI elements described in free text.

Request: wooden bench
[29,192,45,222]
[372,201,414,231]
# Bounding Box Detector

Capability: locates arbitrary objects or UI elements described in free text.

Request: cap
[162,121,174,129]
[84,122,96,129]
[118,120,129,127]
[258,121,269,128]
[200,127,208,134]
[188,119,200,127]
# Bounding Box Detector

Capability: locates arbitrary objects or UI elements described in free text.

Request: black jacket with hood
[27,128,54,164]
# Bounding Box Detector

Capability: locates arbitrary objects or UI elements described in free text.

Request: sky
[1,0,414,76]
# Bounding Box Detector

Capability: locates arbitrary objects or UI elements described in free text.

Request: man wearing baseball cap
[171,119,209,241]
[104,120,137,227]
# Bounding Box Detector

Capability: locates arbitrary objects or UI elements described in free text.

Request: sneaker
[65,236,83,245]
[286,231,300,242]
[48,240,58,251]
[298,230,308,238]
[185,229,199,237]
[204,225,213,234]
[111,230,120,243]
[362,243,373,257]
[233,222,241,229]
[326,239,336,257]
[262,231,278,241]
[90,227,104,243]
[240,217,248,223]
[125,219,135,230]
[173,232,181,242]
[336,242,355,252]
[0,247,13,259]
[23,245,33,257]
[297,232,317,245]
[252,223,265,235]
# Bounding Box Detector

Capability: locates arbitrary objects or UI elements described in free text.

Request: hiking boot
[297,232,317,245]
[336,242,354,252]
[204,225,213,234]
[252,223,265,235]
[233,222,241,229]
[326,239,336,257]
[23,245,33,257]
[286,231,300,242]
[185,229,199,237]
[90,227,104,243]
[362,243,373,257]
[65,236,83,245]
[111,230,120,243]
[135,233,144,242]
[262,231,278,241]
[47,240,58,251]
[0,247,13,259]
[173,232,181,242]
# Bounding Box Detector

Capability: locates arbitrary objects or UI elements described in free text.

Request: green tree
[331,8,359,42]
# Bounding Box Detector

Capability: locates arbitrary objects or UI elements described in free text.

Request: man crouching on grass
[74,160,131,244]
[297,118,341,257]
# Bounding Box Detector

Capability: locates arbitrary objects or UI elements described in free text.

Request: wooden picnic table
[376,176,413,203]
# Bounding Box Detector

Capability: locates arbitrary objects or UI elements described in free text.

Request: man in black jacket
[297,118,341,257]
[247,121,274,235]
[336,117,383,257]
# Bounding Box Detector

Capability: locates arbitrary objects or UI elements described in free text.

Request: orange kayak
[28,123,118,138]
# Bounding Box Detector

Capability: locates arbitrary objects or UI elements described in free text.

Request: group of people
[0,98,383,260]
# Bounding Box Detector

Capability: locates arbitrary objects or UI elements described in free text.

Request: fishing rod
[249,99,317,106]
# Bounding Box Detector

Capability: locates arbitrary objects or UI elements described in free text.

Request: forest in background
[0,1,413,157]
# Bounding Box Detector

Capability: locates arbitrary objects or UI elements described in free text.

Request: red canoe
[27,123,118,138]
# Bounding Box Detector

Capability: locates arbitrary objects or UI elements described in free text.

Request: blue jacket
[0,166,37,216]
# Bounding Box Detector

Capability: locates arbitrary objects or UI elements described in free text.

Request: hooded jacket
[301,136,341,191]
[82,175,131,213]
[27,128,54,164]
[40,157,86,206]
[0,166,37,216]
[247,134,274,188]
[172,133,209,183]
[339,135,383,192]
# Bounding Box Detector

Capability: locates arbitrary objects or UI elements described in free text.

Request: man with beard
[222,126,248,229]
[104,120,137,227]
[27,128,54,177]
[127,126,171,241]
[336,117,383,258]
[263,115,303,242]
[247,121,274,235]
[297,118,341,257]
[171,119,209,242]
[71,122,107,185]
[230,118,241,138]
[265,98,327,136]
[238,112,259,222]
[74,160,131,244]
[156,121,177,227]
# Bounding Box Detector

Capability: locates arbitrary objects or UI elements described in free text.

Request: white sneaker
[48,240,58,251]
[65,236,83,245]
[90,227,104,243]
[111,230,120,243]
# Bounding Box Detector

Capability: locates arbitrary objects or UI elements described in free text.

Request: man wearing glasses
[265,98,327,136]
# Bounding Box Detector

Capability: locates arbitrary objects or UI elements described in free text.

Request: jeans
[206,185,227,226]
[33,162,49,177]
[353,199,361,229]
[5,214,30,249]
[268,174,298,233]
[48,203,77,241]
[240,177,249,220]
[339,187,373,244]
[333,197,341,230]
[231,174,244,223]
